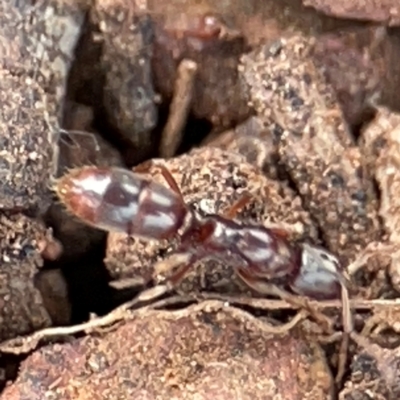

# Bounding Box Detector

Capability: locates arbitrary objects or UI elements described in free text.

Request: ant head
[301,243,341,276]
[291,243,343,300]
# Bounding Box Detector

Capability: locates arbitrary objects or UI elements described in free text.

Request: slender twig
[2,289,397,355]
[196,292,400,310]
[0,294,192,355]
[159,59,198,158]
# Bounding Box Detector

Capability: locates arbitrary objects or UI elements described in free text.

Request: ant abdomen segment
[55,166,188,240]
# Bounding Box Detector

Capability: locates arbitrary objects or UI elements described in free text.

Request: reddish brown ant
[55,162,351,330]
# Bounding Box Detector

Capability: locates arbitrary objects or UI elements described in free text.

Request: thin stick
[0,294,192,355]
[196,292,400,311]
[5,286,397,355]
[0,298,304,356]
[159,59,198,158]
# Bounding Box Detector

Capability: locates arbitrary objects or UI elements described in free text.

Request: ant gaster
[55,162,350,311]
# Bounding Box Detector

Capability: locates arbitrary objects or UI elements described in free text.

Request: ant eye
[318,250,340,271]
[320,252,329,260]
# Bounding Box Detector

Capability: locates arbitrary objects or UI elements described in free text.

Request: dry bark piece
[303,0,400,26]
[0,302,334,399]
[91,0,158,162]
[0,0,86,211]
[240,35,381,263]
[105,147,318,294]
[0,213,51,343]
[340,333,400,399]
[149,0,251,131]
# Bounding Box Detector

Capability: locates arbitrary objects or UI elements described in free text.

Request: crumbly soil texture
[2,0,400,399]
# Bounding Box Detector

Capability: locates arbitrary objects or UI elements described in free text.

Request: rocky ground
[1,0,400,398]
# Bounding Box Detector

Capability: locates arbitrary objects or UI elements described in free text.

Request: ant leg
[335,284,351,384]
[137,252,196,302]
[236,266,291,298]
[236,267,334,332]
[224,195,290,239]
[223,195,291,236]
[157,164,183,200]
[154,252,195,284]
[134,160,184,201]
[268,227,290,240]
[223,193,252,219]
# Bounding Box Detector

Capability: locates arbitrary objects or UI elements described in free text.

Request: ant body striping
[55,161,351,332]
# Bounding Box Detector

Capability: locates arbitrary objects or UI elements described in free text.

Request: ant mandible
[55,161,351,328]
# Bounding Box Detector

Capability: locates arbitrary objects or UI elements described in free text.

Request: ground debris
[361,300,400,339]
[3,1,400,397]
[149,0,251,131]
[340,332,400,399]
[359,106,400,294]
[361,106,400,244]
[0,301,334,400]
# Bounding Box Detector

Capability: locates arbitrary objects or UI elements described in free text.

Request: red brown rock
[0,302,334,400]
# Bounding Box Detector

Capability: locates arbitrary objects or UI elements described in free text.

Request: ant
[55,161,351,331]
